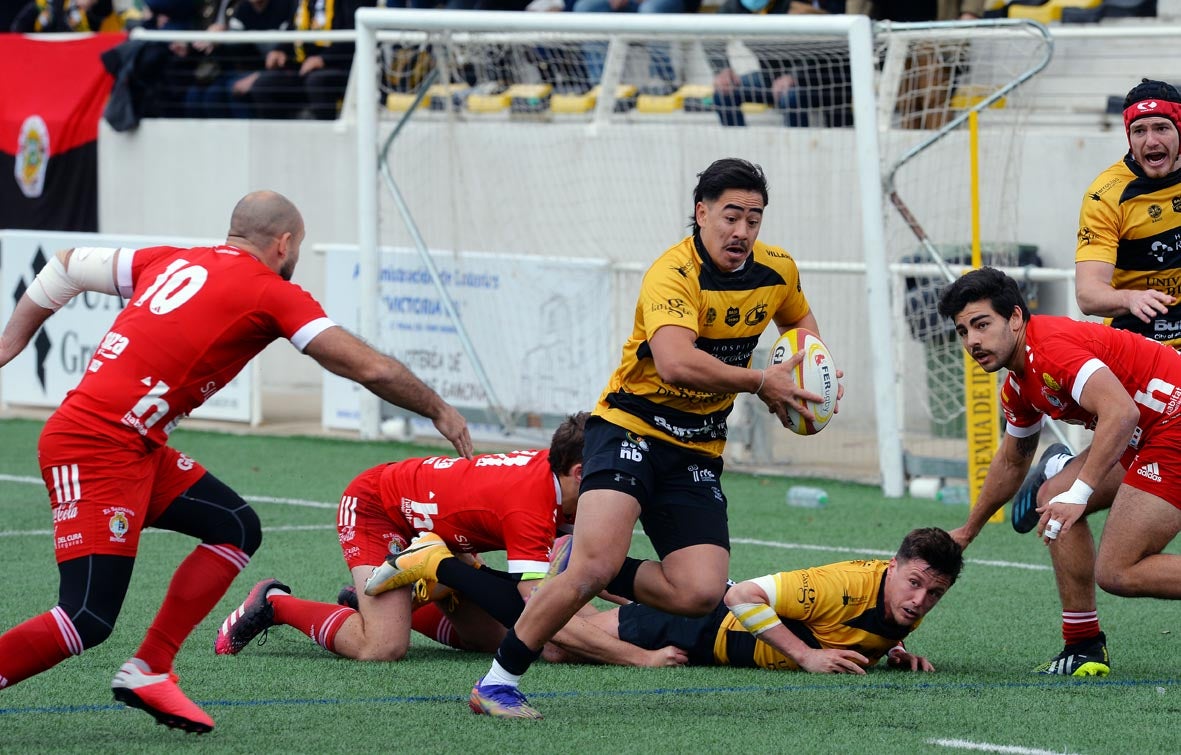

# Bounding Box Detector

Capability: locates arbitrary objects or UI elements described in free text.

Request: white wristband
[1055,479,1093,506]
[754,369,766,396]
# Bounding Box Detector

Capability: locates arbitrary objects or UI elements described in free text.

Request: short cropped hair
[936,266,1030,324]
[690,158,769,234]
[896,527,964,584]
[548,411,589,475]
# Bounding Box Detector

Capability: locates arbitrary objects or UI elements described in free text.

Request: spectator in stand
[184,0,295,119]
[571,0,695,88]
[11,0,118,32]
[708,1,853,128]
[846,0,982,130]
[250,0,374,120]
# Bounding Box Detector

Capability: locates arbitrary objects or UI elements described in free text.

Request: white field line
[927,737,1080,755]
[0,473,1050,571]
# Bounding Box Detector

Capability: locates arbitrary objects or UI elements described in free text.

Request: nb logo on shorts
[1136,461,1162,482]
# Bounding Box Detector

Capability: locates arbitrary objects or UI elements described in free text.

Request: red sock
[411,602,462,649]
[1062,611,1101,644]
[0,607,83,689]
[271,595,356,654]
[135,544,248,673]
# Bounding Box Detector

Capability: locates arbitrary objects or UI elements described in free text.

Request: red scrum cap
[1123,78,1181,140]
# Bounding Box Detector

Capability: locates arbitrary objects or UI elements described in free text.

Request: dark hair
[548,411,589,475]
[936,266,1030,324]
[1124,78,1181,109]
[690,158,769,234]
[896,527,964,584]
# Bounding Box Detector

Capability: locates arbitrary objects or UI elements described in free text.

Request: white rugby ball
[767,328,838,436]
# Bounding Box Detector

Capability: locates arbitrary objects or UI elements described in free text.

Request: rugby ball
[767,328,837,435]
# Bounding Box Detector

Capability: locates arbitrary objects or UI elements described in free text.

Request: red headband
[1124,98,1181,135]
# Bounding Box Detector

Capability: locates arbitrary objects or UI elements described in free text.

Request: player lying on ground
[388,527,961,673]
[215,412,686,667]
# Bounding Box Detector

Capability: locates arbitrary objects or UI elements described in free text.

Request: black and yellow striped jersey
[1076,154,1181,346]
[713,560,913,670]
[593,233,811,457]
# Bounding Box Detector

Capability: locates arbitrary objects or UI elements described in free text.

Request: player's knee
[67,608,116,649]
[1096,562,1139,597]
[353,639,409,662]
[238,505,263,555]
[673,583,726,616]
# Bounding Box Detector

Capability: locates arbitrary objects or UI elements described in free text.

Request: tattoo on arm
[1015,434,1040,461]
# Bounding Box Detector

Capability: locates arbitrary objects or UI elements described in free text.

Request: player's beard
[279,258,296,281]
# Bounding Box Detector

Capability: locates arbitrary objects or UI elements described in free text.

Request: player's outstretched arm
[0,294,55,368]
[303,326,473,459]
[726,577,867,674]
[950,431,1039,549]
[0,247,121,368]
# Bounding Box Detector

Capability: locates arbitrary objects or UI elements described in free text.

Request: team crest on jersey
[1149,204,1163,222]
[108,511,130,542]
[1042,373,1061,391]
[15,115,49,199]
[1077,226,1093,245]
[1173,196,1181,213]
[725,307,740,326]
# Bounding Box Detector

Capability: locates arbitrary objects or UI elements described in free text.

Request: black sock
[495,628,542,676]
[436,558,526,627]
[604,557,645,602]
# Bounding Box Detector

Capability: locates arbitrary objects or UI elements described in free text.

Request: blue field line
[1,677,1176,718]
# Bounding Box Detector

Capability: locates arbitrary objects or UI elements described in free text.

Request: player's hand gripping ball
[768,328,838,435]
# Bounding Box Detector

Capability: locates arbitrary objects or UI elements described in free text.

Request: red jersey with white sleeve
[379,450,563,575]
[1002,316,1181,475]
[53,244,334,447]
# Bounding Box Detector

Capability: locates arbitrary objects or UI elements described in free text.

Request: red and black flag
[0,32,125,232]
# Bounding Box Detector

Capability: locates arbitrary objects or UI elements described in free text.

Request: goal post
[352,9,903,493]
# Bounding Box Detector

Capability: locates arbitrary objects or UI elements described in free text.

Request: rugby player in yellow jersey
[573,527,962,674]
[469,157,843,718]
[998,79,1181,678]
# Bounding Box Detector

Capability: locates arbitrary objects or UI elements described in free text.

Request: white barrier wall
[0,230,258,423]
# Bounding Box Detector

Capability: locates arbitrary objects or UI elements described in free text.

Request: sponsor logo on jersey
[55,532,84,550]
[743,303,767,326]
[764,247,790,259]
[704,307,717,326]
[625,432,649,452]
[672,262,692,279]
[1041,387,1064,409]
[1042,373,1061,391]
[1137,461,1162,482]
[15,115,49,199]
[1149,204,1164,222]
[1077,226,1094,245]
[52,502,79,524]
[177,453,195,471]
[1173,196,1181,213]
[339,526,356,544]
[841,588,868,606]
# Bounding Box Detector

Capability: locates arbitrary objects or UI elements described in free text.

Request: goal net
[875,21,1052,479]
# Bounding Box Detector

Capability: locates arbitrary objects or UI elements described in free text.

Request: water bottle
[786,485,828,508]
[936,483,970,505]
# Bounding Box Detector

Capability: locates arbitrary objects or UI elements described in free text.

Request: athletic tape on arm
[26,247,120,311]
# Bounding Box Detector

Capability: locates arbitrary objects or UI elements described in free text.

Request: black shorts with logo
[580,416,729,558]
[617,600,729,666]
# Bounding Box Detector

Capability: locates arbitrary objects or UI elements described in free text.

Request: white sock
[1045,453,1073,479]
[482,660,522,688]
